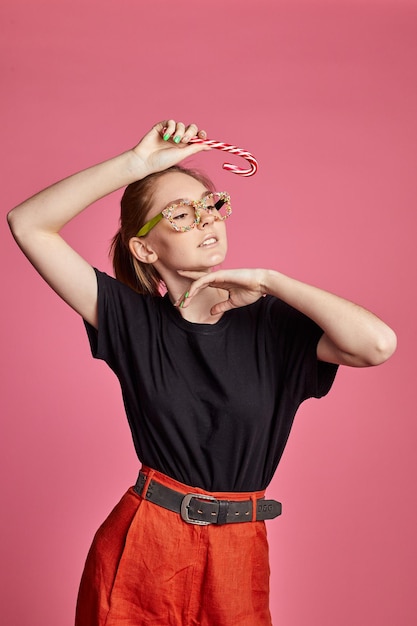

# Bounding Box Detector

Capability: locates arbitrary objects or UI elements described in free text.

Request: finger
[177,270,216,300]
[176,289,190,308]
[152,121,165,134]
[150,121,208,146]
[161,119,176,141]
[182,123,199,143]
[148,122,169,144]
[156,130,211,162]
[210,298,235,315]
[185,280,219,305]
[174,284,205,308]
[172,121,186,144]
[174,270,209,307]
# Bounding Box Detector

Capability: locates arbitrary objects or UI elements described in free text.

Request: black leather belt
[134,472,282,525]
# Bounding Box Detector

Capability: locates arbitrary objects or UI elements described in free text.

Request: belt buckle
[180,493,218,525]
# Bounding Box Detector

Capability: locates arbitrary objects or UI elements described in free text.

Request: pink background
[1,1,416,624]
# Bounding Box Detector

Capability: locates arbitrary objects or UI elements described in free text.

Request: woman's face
[144,171,228,274]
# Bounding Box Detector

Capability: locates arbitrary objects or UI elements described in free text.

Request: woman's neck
[164,271,227,324]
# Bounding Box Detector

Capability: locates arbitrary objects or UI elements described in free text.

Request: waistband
[134,467,282,525]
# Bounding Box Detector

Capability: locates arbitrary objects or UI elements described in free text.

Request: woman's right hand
[131,120,210,177]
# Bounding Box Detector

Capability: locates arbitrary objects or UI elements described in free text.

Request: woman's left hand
[176,269,266,315]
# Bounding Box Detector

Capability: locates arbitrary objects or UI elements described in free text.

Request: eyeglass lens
[167,193,229,228]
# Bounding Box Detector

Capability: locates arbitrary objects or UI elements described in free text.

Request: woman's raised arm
[7,121,208,328]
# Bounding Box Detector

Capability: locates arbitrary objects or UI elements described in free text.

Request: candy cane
[189,137,258,177]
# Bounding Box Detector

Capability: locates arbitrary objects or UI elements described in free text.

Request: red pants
[75,467,273,626]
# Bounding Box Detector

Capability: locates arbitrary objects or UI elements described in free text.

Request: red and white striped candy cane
[189,137,258,177]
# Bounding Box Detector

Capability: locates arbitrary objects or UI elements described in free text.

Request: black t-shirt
[84,269,338,492]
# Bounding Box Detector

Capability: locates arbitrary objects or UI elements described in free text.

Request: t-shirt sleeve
[83,268,147,373]
[266,296,338,401]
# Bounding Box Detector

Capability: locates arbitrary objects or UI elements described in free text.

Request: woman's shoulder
[93,267,165,316]
[93,268,157,299]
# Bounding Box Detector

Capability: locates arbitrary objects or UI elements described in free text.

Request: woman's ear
[129,237,158,265]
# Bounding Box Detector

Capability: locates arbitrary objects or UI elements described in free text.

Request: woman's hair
[110,165,215,296]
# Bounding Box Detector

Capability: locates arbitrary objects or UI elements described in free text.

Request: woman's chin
[202,250,227,268]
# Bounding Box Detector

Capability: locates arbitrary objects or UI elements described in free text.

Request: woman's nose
[197,209,216,228]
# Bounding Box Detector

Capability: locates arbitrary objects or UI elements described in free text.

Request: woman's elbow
[7,207,17,230]
[7,206,34,243]
[7,207,23,239]
[365,326,397,366]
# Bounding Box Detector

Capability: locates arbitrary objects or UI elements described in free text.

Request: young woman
[7,120,397,626]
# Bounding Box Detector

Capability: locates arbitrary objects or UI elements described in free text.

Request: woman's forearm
[7,149,144,239]
[261,269,397,366]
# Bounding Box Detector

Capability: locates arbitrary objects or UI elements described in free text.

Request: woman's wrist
[124,148,152,182]
[259,269,282,296]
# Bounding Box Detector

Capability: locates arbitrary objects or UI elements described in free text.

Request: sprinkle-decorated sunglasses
[136,192,231,237]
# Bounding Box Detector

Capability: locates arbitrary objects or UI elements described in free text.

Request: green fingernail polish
[184,291,189,299]
[173,136,181,144]
[163,133,170,141]
[180,300,184,308]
